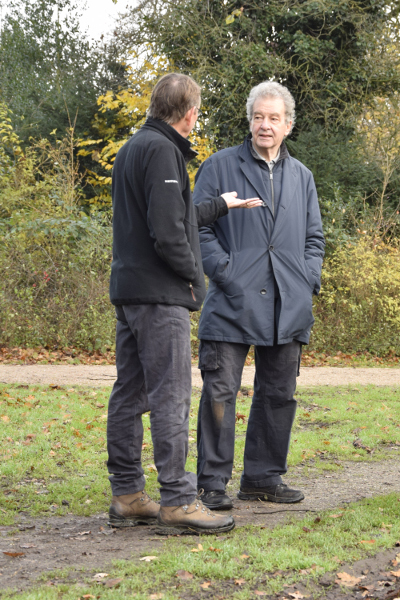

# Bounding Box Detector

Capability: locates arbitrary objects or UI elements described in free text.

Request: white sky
[79,0,135,41]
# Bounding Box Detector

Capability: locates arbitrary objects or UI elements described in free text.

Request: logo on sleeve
[165,180,178,183]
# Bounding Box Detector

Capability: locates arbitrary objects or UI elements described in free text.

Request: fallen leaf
[255,593,268,597]
[82,596,95,599]
[19,544,37,548]
[289,593,305,599]
[176,570,193,580]
[390,570,400,577]
[93,573,109,579]
[1,415,10,422]
[359,540,375,544]
[78,531,91,536]
[96,403,105,408]
[140,556,158,562]
[330,513,344,518]
[105,578,123,588]
[359,585,376,591]
[208,546,222,552]
[303,527,311,533]
[3,551,25,557]
[314,517,321,523]
[191,543,204,552]
[236,413,246,423]
[149,594,164,599]
[234,578,246,585]
[200,582,211,589]
[240,553,250,559]
[335,572,363,587]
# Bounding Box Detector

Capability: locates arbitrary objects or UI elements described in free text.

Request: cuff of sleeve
[216,196,229,218]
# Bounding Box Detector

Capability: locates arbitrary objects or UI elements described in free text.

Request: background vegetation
[1,0,400,357]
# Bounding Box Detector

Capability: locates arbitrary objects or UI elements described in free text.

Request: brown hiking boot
[156,497,235,535]
[108,490,159,527]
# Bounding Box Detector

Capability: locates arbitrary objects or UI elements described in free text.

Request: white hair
[246,81,296,134]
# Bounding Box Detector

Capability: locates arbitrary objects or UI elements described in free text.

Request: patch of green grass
[1,384,400,523]
[2,493,400,599]
[0,383,158,522]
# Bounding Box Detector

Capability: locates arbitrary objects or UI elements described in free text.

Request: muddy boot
[156,498,235,535]
[108,491,160,527]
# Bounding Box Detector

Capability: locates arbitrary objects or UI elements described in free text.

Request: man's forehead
[253,96,285,113]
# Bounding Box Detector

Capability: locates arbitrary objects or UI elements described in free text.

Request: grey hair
[246,81,296,134]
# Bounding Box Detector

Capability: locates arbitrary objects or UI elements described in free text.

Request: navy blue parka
[193,136,325,346]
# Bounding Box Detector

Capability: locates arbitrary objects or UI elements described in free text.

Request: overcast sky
[79,0,135,41]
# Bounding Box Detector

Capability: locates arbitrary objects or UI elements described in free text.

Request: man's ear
[184,106,196,123]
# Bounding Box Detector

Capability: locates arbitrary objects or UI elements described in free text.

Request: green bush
[311,237,400,356]
[0,217,114,352]
[0,102,115,352]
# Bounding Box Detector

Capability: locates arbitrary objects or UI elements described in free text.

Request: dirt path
[1,457,400,592]
[1,364,400,388]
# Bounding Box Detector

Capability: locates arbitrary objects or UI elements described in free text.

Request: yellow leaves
[226,7,243,24]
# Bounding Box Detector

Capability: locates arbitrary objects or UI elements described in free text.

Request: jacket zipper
[189,282,196,301]
[269,167,275,217]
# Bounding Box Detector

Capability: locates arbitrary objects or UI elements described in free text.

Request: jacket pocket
[219,249,267,297]
[302,259,317,291]
[198,340,220,371]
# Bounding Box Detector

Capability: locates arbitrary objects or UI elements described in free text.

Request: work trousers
[197,340,301,491]
[107,304,197,507]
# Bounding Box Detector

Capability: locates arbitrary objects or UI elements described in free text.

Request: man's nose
[260,118,271,129]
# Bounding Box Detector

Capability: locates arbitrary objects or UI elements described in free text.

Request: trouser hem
[109,481,145,497]
[240,475,283,488]
[160,494,197,508]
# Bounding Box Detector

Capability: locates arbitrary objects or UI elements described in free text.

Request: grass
[1,493,400,599]
[1,384,400,598]
[1,384,400,523]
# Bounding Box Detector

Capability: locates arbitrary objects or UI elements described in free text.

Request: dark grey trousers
[197,340,301,491]
[107,304,197,507]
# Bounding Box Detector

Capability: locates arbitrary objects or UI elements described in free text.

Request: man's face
[250,96,292,159]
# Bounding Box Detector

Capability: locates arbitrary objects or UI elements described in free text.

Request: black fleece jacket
[109,117,228,310]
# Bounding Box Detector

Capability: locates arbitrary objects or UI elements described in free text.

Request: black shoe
[199,490,233,510]
[237,483,304,504]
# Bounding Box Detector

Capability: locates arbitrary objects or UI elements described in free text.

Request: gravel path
[1,364,400,387]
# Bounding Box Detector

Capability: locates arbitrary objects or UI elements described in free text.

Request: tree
[0,0,123,142]
[79,54,216,207]
[112,0,400,202]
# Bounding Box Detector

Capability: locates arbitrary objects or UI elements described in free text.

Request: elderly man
[193,81,325,510]
[107,73,261,535]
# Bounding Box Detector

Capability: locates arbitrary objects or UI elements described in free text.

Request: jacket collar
[238,134,297,228]
[244,133,290,164]
[142,117,198,163]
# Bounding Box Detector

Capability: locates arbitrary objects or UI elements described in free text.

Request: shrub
[311,237,400,356]
[0,103,115,352]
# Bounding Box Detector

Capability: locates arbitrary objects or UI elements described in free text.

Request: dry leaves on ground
[176,570,193,580]
[335,572,365,587]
